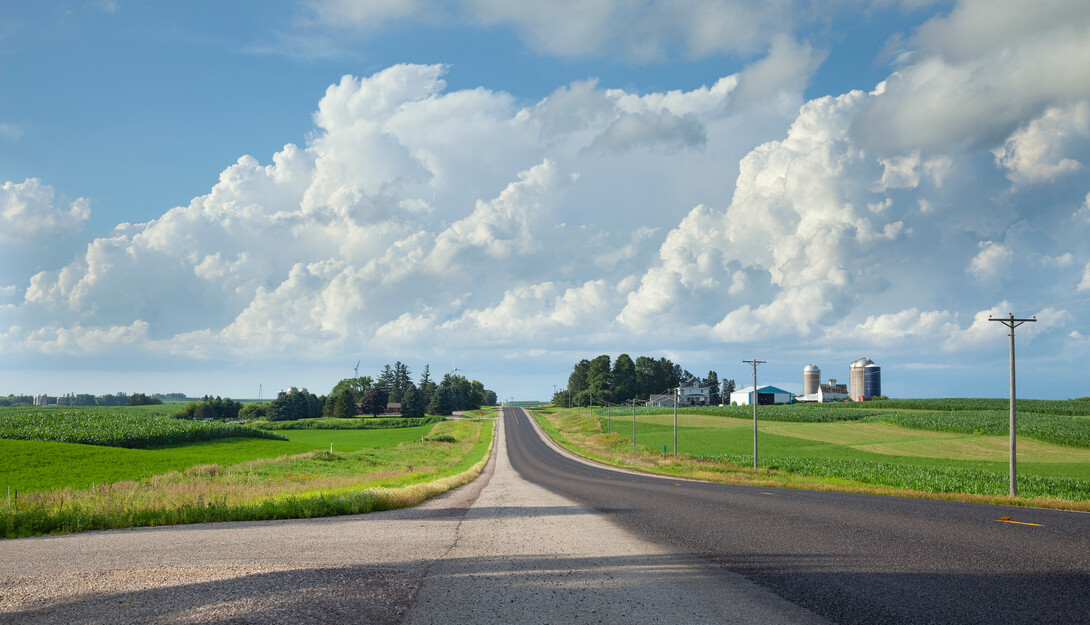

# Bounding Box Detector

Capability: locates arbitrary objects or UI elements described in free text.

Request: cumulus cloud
[993,102,1090,183]
[968,241,1012,279]
[852,0,1090,153]
[8,61,799,358]
[9,0,1090,393]
[0,178,90,241]
[825,308,958,347]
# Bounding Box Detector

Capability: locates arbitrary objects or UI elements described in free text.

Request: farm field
[537,400,1090,507]
[0,412,494,537]
[0,425,436,493]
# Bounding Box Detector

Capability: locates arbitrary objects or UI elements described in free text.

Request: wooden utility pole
[673,387,679,458]
[742,359,766,470]
[988,313,1036,497]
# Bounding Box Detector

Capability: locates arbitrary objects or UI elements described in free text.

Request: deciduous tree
[360,388,389,417]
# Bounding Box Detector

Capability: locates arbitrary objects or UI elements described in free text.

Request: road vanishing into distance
[505,407,1090,624]
[2,407,1088,624]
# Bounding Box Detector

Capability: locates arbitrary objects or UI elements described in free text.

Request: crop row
[870,411,1090,449]
[596,398,1090,418]
[594,404,885,422]
[835,398,1090,415]
[697,454,1090,500]
[0,410,287,448]
[594,405,1090,448]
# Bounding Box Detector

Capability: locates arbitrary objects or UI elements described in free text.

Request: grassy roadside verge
[0,417,496,538]
[530,407,1090,512]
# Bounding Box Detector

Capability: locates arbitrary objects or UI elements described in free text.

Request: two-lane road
[505,407,1090,624]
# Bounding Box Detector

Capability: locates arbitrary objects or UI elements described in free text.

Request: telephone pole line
[988,313,1036,497]
[742,358,766,470]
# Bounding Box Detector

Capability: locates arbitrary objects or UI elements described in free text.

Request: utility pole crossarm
[988,313,1036,498]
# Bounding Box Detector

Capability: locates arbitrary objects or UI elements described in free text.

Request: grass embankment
[256,415,443,430]
[534,403,1090,511]
[0,417,495,538]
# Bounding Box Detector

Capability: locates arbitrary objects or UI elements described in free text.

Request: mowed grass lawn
[600,414,1090,482]
[0,425,435,493]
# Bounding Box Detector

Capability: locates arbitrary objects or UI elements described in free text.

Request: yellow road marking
[760,492,775,496]
[997,516,1042,526]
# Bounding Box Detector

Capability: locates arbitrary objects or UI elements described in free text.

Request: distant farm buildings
[277,386,309,398]
[798,359,881,402]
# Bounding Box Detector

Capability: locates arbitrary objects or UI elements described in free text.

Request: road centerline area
[403,408,827,624]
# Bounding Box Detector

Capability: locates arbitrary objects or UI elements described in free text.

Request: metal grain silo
[803,364,820,396]
[864,363,881,399]
[849,358,874,401]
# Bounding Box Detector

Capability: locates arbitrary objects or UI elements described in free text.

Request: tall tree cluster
[320,363,497,418]
[556,355,729,407]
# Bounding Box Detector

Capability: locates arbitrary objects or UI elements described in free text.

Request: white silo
[803,364,821,396]
[849,358,874,401]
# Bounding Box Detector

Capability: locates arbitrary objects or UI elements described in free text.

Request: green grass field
[0,417,495,537]
[0,424,436,493]
[549,400,1090,504]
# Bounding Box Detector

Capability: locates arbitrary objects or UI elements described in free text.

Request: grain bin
[864,363,881,399]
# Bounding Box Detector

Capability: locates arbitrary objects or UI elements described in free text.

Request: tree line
[171,362,499,422]
[0,392,176,407]
[321,362,497,420]
[555,354,734,407]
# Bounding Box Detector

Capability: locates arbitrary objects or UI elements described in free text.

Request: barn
[730,385,792,406]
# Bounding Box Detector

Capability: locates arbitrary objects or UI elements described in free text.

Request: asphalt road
[507,407,1090,625]
[0,409,827,624]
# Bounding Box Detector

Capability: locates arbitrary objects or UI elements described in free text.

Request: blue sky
[3,1,1090,401]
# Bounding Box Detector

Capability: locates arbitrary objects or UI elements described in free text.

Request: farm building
[798,379,850,403]
[646,377,713,407]
[678,377,711,406]
[647,393,677,407]
[730,385,792,405]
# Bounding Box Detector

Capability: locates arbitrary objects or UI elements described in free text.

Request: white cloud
[852,1,1090,153]
[9,62,797,357]
[968,241,1012,279]
[23,320,149,355]
[1079,263,1090,291]
[728,34,825,111]
[993,102,1090,183]
[825,308,958,347]
[0,178,90,241]
[10,0,1090,397]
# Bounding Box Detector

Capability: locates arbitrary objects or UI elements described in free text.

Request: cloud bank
[5,0,1090,397]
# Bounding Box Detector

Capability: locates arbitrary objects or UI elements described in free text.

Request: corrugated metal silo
[803,364,820,396]
[864,363,881,399]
